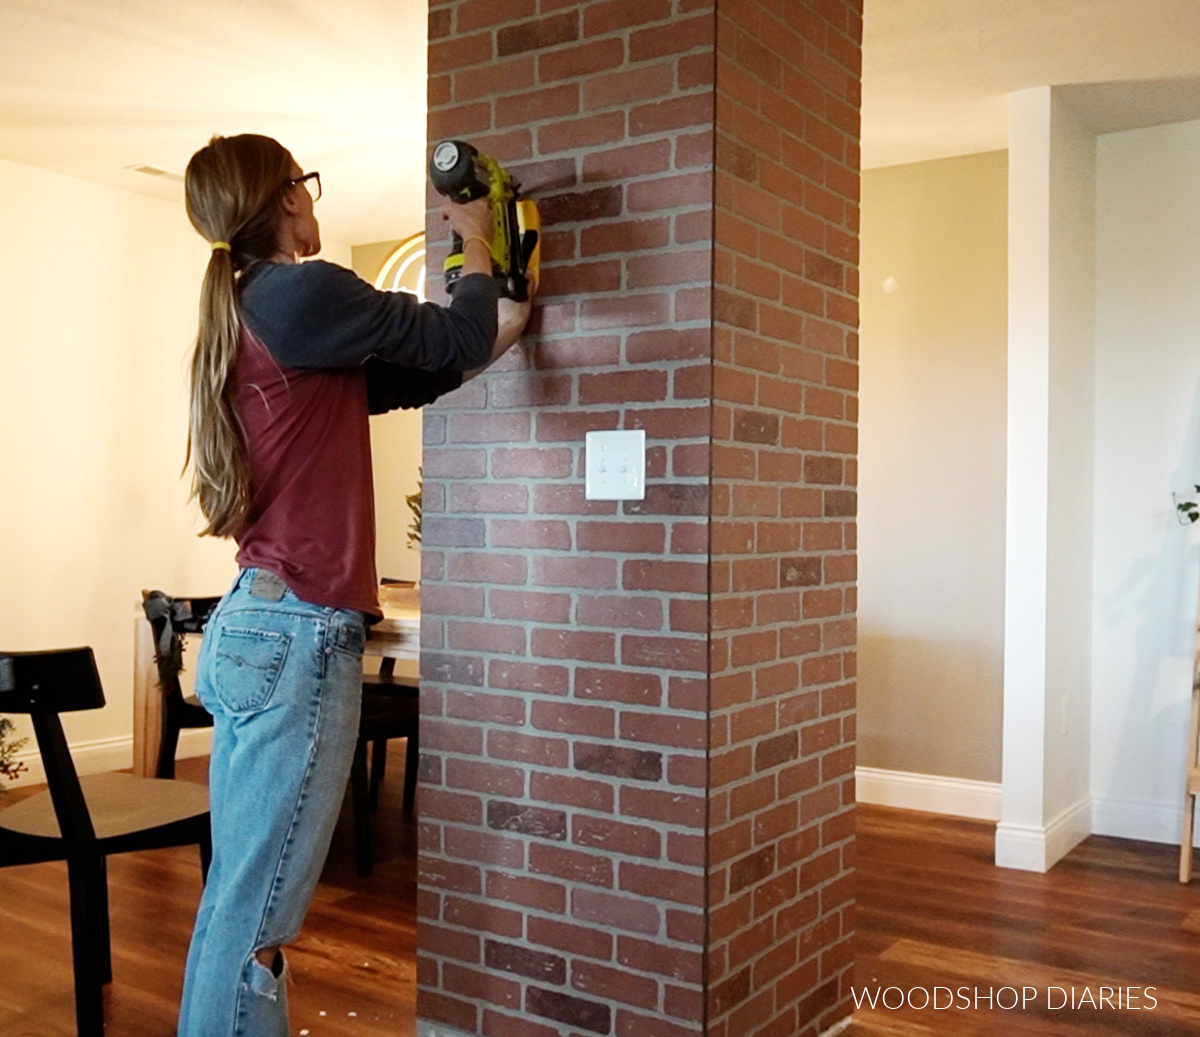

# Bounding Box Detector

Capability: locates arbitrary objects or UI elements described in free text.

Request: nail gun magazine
[429,138,540,302]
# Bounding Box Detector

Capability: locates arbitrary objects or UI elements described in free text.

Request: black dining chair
[141,590,220,778]
[351,657,419,876]
[0,646,210,1037]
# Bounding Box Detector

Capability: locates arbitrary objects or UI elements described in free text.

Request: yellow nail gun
[429,138,540,302]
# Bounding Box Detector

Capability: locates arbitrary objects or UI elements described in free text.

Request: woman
[176,133,529,1037]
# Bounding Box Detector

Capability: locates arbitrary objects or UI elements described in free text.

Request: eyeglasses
[286,171,321,202]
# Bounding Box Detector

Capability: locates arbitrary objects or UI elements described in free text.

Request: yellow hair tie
[211,241,232,252]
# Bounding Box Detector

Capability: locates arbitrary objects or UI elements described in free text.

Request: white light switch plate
[585,430,645,500]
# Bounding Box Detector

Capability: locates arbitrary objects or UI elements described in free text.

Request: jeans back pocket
[212,626,290,713]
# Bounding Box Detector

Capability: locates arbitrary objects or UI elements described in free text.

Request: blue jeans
[177,569,365,1037]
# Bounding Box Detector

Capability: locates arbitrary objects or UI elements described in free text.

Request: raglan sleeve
[364,358,465,414]
[241,261,499,372]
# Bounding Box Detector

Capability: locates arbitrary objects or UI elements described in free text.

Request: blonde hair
[183,134,294,537]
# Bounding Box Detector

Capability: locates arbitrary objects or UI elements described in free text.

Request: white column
[997,87,1096,871]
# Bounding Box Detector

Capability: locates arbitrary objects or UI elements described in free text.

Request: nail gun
[429,138,540,302]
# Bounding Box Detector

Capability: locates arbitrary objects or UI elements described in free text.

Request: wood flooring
[848,804,1200,1036]
[2,772,1199,1037]
[0,755,416,1037]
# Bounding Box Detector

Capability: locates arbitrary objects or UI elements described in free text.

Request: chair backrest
[0,647,104,715]
[141,591,221,702]
[0,647,104,845]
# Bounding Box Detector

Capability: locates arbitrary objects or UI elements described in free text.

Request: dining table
[131,584,420,778]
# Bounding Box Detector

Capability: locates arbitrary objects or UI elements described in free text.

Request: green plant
[1177,486,1200,524]
[405,467,422,549]
[0,716,27,787]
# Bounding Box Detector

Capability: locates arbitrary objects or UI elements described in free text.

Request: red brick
[531,628,617,663]
[446,689,527,727]
[488,589,572,623]
[580,293,672,330]
[496,82,580,126]
[422,991,479,1032]
[490,518,573,550]
[422,922,482,964]
[443,895,525,938]
[583,0,674,35]
[448,412,532,443]
[628,172,713,212]
[577,594,664,630]
[536,334,623,369]
[531,699,616,738]
[617,936,703,983]
[577,521,666,553]
[530,843,615,888]
[583,139,673,182]
[497,11,580,55]
[488,659,569,696]
[446,552,528,585]
[572,888,662,935]
[535,408,620,443]
[630,14,714,60]
[533,555,618,589]
[539,36,624,80]
[620,787,705,828]
[574,815,662,859]
[538,111,627,153]
[455,57,536,103]
[531,771,616,813]
[444,826,526,869]
[540,259,622,297]
[622,559,706,594]
[622,634,707,672]
[574,667,663,707]
[579,369,669,404]
[428,31,495,74]
[582,217,670,257]
[527,915,615,959]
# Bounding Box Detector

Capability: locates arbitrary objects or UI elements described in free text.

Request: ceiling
[2,0,1200,246]
[862,0,1200,168]
[0,0,428,247]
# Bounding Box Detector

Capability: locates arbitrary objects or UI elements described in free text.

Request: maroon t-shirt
[227,261,498,618]
[232,327,380,616]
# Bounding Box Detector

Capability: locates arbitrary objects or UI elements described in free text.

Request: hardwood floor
[848,804,1200,1036]
[3,774,1198,1037]
[0,755,416,1037]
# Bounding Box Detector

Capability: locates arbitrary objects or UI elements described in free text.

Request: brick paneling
[707,2,860,1036]
[422,1,859,1035]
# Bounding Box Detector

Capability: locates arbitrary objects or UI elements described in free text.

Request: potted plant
[0,717,26,787]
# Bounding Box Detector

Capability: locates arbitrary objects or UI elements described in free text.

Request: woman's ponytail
[183,134,294,537]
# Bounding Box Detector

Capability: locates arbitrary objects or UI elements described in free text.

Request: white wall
[352,239,424,586]
[0,155,362,773]
[1092,118,1200,844]
[858,151,1009,784]
[0,157,237,761]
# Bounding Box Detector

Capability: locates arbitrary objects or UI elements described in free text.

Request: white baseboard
[995,796,1091,873]
[9,727,213,787]
[855,766,1003,821]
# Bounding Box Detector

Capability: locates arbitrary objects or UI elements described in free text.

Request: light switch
[585,430,645,500]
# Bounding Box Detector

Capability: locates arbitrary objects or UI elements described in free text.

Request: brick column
[420,3,860,1036]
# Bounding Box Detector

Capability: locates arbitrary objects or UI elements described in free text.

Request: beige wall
[858,151,1008,782]
[351,239,423,585]
[0,157,238,759]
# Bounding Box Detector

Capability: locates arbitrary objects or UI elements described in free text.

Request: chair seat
[362,671,419,695]
[0,772,208,841]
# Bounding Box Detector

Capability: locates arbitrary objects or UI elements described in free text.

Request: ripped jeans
[177,569,365,1037]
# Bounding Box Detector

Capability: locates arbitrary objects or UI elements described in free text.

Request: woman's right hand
[441,197,494,245]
